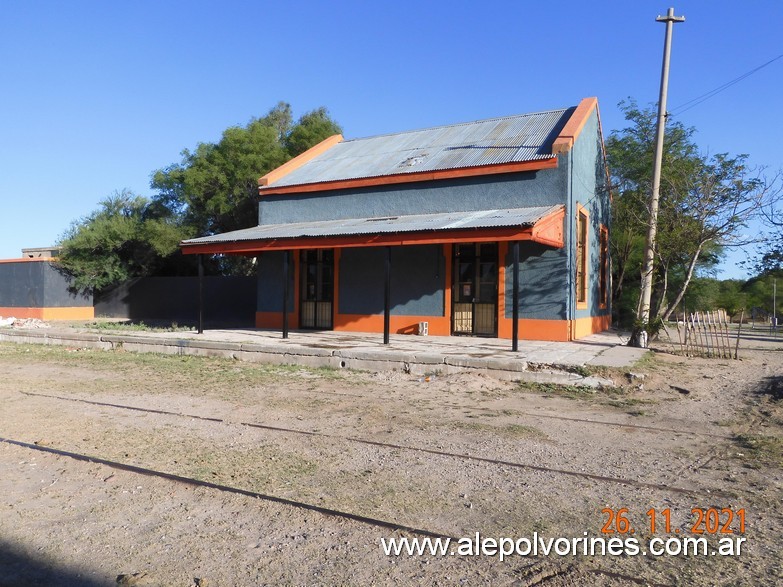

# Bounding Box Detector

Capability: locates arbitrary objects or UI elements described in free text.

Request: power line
[669,53,783,117]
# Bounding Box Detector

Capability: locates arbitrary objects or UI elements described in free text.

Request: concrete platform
[0,326,648,386]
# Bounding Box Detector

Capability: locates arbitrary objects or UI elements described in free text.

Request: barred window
[576,210,588,306]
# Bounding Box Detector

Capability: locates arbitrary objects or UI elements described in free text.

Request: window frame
[575,205,589,309]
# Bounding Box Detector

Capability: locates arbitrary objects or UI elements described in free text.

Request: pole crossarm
[655,12,685,23]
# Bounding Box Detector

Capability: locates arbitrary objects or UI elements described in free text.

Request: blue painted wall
[0,261,91,308]
[504,243,568,320]
[259,168,567,225]
[257,251,295,312]
[569,109,611,320]
[500,109,610,323]
[339,245,444,316]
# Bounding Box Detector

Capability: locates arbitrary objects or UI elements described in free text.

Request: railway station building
[181,97,611,342]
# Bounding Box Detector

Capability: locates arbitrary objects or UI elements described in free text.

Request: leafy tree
[55,102,342,290]
[742,270,783,320]
[57,190,192,292]
[753,175,783,273]
[151,102,342,274]
[607,100,700,325]
[607,100,781,325]
[656,152,778,320]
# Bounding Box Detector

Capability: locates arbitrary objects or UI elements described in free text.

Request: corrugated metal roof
[182,206,562,246]
[264,107,574,189]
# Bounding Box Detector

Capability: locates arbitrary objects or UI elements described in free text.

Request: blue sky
[1,1,781,278]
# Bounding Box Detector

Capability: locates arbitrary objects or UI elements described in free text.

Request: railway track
[1,434,675,587]
[18,390,732,498]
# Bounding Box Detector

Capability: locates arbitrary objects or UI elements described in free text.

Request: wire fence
[673,309,742,359]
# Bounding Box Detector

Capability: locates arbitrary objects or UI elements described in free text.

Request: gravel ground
[0,328,781,586]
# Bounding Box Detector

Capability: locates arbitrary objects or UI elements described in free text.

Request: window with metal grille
[576,209,588,306]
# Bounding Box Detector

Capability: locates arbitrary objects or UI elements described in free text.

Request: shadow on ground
[757,375,783,401]
[0,539,107,587]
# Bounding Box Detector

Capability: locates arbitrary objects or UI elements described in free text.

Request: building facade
[182,98,610,342]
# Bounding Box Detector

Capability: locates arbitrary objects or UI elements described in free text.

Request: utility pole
[774,279,778,337]
[634,7,685,348]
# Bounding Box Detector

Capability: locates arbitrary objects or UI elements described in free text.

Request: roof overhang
[181,206,565,256]
[258,157,559,197]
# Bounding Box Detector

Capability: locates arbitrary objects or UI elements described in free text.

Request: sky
[1,1,781,279]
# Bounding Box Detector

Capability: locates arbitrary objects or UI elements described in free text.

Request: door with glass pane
[300,249,333,329]
[452,243,498,336]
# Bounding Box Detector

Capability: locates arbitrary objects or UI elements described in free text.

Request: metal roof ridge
[339,106,572,144]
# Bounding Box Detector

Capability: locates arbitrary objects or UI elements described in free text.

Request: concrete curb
[0,328,615,387]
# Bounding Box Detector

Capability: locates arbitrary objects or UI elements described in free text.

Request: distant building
[21,246,62,259]
[181,98,610,341]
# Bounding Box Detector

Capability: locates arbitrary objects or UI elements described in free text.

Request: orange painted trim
[0,306,94,321]
[255,311,296,329]
[258,157,559,196]
[497,242,508,335]
[0,258,57,264]
[572,314,611,340]
[257,310,609,342]
[334,313,451,336]
[333,248,341,323]
[0,307,46,320]
[531,206,565,248]
[498,317,572,342]
[551,97,598,155]
[258,311,451,336]
[497,314,611,342]
[575,203,589,311]
[182,226,542,256]
[443,244,452,333]
[258,134,343,188]
[593,101,613,204]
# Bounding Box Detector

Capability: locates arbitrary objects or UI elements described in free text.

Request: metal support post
[282,251,289,339]
[197,254,204,335]
[512,241,520,352]
[383,246,391,345]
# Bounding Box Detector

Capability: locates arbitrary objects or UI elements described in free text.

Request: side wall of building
[258,168,568,225]
[569,109,611,338]
[0,260,93,320]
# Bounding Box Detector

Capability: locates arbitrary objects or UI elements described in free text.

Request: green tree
[607,100,779,325]
[743,270,783,320]
[753,175,783,273]
[606,99,699,325]
[151,102,342,275]
[57,190,192,292]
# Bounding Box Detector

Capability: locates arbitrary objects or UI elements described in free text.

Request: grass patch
[448,419,547,439]
[733,433,783,467]
[519,382,597,399]
[79,320,195,332]
[0,342,353,398]
[630,350,657,370]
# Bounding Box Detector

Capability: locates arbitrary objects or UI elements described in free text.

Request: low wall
[94,277,256,327]
[0,259,93,320]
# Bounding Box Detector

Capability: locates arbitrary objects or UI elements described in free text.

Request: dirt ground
[0,328,781,586]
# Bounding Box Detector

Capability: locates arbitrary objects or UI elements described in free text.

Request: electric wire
[669,53,783,117]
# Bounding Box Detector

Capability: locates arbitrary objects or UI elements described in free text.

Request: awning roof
[181,205,565,255]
